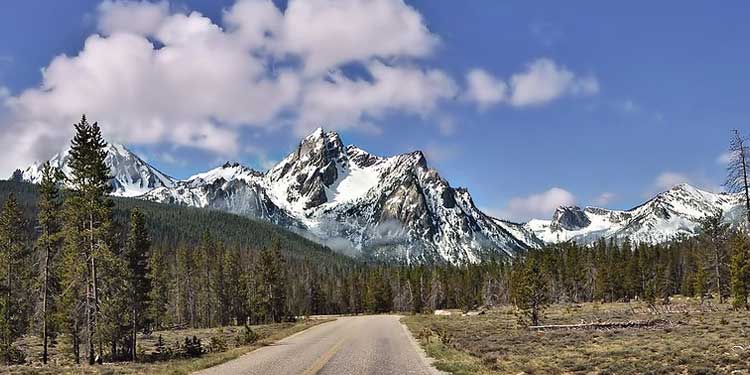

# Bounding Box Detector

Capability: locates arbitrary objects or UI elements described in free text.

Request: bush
[209,336,228,353]
[151,334,172,361]
[236,324,259,346]
[182,336,204,358]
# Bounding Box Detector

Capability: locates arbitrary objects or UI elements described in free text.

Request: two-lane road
[194,315,444,375]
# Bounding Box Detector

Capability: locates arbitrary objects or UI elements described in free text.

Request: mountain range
[11,129,743,263]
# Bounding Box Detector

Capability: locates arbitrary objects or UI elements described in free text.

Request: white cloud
[97,0,169,36]
[464,69,507,109]
[509,58,598,107]
[296,61,457,135]
[0,0,452,175]
[276,0,438,75]
[500,187,576,222]
[465,58,599,109]
[0,0,599,176]
[646,171,721,196]
[594,192,616,206]
[653,171,691,192]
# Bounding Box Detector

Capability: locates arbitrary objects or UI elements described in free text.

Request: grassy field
[3,318,330,375]
[403,298,750,375]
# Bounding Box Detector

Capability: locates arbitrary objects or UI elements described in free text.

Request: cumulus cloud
[0,0,451,175]
[296,61,457,135]
[464,58,598,109]
[276,0,438,75]
[653,172,691,192]
[510,58,598,106]
[97,0,169,36]
[500,187,576,222]
[464,69,507,109]
[594,192,616,206]
[0,0,599,175]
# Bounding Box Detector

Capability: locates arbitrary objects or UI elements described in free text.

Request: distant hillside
[0,180,354,265]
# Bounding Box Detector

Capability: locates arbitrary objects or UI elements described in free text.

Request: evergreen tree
[510,254,549,326]
[693,257,709,303]
[147,246,170,330]
[698,212,730,303]
[0,194,29,364]
[66,115,114,364]
[125,209,151,361]
[36,163,63,364]
[256,239,287,323]
[730,232,750,310]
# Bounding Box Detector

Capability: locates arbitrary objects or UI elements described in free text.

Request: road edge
[399,317,450,375]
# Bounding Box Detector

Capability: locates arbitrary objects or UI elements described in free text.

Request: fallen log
[528,319,669,330]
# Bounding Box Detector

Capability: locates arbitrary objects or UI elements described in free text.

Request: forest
[0,117,749,368]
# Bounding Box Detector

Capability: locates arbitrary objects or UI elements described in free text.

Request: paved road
[194,315,443,375]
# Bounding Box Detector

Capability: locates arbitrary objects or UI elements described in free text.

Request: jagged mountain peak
[188,162,262,184]
[526,183,741,245]
[14,130,540,264]
[13,141,175,197]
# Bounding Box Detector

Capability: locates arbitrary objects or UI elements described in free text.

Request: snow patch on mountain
[526,183,742,245]
[13,143,176,197]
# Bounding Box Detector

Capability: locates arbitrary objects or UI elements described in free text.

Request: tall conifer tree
[36,163,62,364]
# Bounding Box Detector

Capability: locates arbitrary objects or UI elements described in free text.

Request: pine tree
[256,239,287,323]
[510,254,549,326]
[0,194,29,364]
[66,115,114,364]
[36,163,63,364]
[730,232,750,310]
[698,211,730,303]
[125,209,151,361]
[147,246,170,330]
[693,257,709,303]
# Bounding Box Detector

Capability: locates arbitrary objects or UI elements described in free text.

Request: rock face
[526,183,743,245]
[13,143,175,197]
[14,128,539,264]
[145,129,541,263]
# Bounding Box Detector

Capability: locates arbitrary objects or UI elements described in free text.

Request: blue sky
[0,0,748,221]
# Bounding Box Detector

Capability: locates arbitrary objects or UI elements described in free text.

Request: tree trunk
[714,246,723,304]
[740,136,750,226]
[5,245,12,365]
[73,317,80,364]
[42,238,50,364]
[131,305,137,361]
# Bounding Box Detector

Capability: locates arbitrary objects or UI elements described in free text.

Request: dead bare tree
[725,129,750,227]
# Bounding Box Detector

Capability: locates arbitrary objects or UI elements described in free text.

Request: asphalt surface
[193,315,444,375]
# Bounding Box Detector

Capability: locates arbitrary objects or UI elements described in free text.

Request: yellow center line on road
[303,338,347,375]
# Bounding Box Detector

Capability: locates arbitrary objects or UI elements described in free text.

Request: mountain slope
[12,129,539,263]
[526,183,742,245]
[143,129,540,263]
[12,143,176,197]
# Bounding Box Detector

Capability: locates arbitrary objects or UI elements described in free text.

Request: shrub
[209,336,228,353]
[236,324,259,346]
[182,336,204,358]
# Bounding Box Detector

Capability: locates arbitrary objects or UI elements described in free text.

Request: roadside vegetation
[404,299,750,374]
[4,318,328,374]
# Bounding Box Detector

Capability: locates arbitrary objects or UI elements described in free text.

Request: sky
[0,0,748,222]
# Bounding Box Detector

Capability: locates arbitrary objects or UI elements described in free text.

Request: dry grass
[404,297,750,374]
[2,318,330,374]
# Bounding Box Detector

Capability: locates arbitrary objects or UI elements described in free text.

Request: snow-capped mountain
[142,129,540,263]
[13,143,176,197]
[12,129,745,258]
[526,183,743,245]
